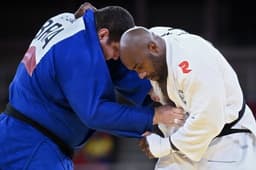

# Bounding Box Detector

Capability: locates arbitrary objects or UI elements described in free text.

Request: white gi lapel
[165,37,187,109]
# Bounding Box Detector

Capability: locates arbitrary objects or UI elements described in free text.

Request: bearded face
[146,52,167,82]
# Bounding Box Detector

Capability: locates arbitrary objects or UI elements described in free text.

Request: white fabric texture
[148,26,256,170]
[146,133,172,158]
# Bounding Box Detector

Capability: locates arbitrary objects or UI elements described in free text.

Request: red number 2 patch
[178,60,192,74]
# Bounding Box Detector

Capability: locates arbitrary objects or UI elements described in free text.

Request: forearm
[82,101,154,137]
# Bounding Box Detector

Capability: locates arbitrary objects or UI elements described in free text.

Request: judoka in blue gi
[0,3,184,170]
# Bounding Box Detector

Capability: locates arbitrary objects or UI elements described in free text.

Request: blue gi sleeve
[54,29,154,138]
[54,50,154,137]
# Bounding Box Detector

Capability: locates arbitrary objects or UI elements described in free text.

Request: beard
[148,53,167,82]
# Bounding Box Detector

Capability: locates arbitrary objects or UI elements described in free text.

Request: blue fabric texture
[5,9,153,150]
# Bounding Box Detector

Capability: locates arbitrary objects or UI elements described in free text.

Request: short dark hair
[94,6,135,42]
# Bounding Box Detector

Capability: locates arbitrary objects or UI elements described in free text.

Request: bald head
[120,26,151,51]
[121,26,151,46]
[119,26,167,81]
[120,26,152,69]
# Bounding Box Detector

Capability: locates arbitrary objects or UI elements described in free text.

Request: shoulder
[149,26,188,37]
[49,12,76,24]
[149,26,173,36]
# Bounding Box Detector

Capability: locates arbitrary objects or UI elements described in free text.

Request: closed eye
[132,64,138,70]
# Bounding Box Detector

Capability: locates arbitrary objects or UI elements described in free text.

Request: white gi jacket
[149,27,256,170]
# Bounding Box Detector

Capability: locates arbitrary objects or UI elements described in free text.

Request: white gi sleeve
[146,133,172,158]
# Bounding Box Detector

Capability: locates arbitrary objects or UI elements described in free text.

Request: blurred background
[1,0,255,169]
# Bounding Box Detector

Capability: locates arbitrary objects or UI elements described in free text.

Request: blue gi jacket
[8,10,154,148]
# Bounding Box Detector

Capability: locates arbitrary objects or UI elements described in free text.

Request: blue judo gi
[0,10,153,169]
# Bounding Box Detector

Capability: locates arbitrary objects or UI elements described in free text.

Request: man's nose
[138,72,147,79]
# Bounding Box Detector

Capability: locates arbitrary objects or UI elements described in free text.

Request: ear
[148,41,159,54]
[98,28,109,40]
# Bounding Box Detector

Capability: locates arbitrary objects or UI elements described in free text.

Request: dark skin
[75,5,179,157]
[76,5,175,107]
[76,6,173,106]
[120,27,175,105]
[120,27,167,82]
[74,3,184,127]
[120,27,181,158]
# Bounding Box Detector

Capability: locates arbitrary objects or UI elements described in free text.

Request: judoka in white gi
[120,26,256,170]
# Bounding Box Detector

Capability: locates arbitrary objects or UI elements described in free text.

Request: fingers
[74,2,97,18]
[173,118,185,126]
[172,107,184,114]
[171,111,185,120]
[151,95,160,102]
[148,89,160,102]
[154,105,186,126]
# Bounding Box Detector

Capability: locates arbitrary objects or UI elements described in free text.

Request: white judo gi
[149,27,256,170]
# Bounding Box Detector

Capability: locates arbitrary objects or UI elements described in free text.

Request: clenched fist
[153,105,185,126]
[74,2,97,18]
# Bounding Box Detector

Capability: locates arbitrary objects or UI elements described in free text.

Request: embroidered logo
[178,60,192,74]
